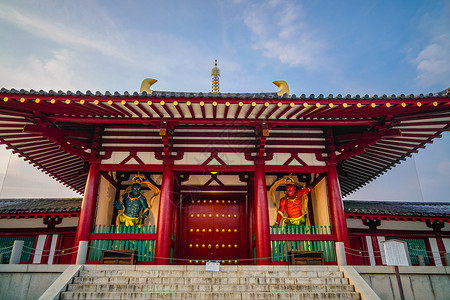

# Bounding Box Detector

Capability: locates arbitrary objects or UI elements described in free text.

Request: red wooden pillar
[72,162,100,263]
[247,176,255,262]
[253,160,271,265]
[435,233,447,266]
[327,162,352,264]
[426,220,447,266]
[362,218,382,265]
[155,158,174,264]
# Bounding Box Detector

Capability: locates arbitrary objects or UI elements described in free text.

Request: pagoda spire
[211,59,220,93]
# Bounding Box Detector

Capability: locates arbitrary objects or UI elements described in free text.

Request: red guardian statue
[270,177,312,227]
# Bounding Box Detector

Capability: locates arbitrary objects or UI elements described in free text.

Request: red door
[55,234,76,264]
[179,193,247,265]
[349,236,366,265]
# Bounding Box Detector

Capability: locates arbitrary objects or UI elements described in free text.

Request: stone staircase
[60,265,361,299]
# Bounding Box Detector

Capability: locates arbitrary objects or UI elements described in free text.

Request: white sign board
[382,240,411,266]
[205,262,220,272]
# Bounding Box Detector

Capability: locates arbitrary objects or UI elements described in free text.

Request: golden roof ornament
[211,60,220,93]
[273,80,290,96]
[140,78,157,94]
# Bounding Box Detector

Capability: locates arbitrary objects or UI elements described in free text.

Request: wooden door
[55,234,76,264]
[179,193,247,265]
[349,236,366,265]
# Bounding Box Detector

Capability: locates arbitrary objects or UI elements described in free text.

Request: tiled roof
[0,198,82,214]
[1,198,449,219]
[343,200,450,218]
[0,88,449,196]
[1,88,449,100]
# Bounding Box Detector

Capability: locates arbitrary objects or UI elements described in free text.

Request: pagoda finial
[211,59,220,93]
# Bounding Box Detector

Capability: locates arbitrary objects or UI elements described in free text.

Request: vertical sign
[382,240,411,266]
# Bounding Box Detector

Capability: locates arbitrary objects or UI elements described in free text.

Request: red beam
[212,102,217,119]
[0,212,79,219]
[265,103,282,119]
[275,103,294,119]
[186,102,196,118]
[134,102,155,118]
[234,103,243,119]
[270,234,336,241]
[285,104,307,119]
[200,102,206,119]
[244,103,255,119]
[103,131,159,137]
[161,103,175,118]
[46,116,379,127]
[90,233,156,240]
[109,102,133,117]
[296,106,316,119]
[255,103,268,119]
[123,102,144,118]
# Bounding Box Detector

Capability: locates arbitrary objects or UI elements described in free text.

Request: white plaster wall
[443,238,450,252]
[377,236,386,264]
[32,234,46,263]
[428,238,443,266]
[266,153,325,166]
[346,218,433,231]
[365,235,376,265]
[177,152,252,166]
[0,216,78,229]
[101,151,161,165]
[47,234,58,264]
[95,175,117,225]
[0,218,46,229]
[311,177,330,227]
[182,174,245,187]
[57,217,79,227]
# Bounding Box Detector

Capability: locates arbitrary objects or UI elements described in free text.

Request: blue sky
[0,0,449,201]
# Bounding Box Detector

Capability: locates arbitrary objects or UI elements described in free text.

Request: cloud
[0,49,89,91]
[0,3,130,61]
[242,0,323,68]
[414,34,450,87]
[0,2,218,92]
[0,151,80,198]
[437,160,450,176]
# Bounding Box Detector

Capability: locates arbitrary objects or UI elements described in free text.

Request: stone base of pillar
[335,242,347,266]
[76,241,89,265]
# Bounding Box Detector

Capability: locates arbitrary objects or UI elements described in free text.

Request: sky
[0,0,449,201]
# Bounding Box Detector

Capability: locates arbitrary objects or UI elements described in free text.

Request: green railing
[270,225,336,263]
[0,236,35,263]
[89,224,157,262]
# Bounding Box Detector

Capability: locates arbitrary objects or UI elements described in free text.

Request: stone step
[82,265,341,272]
[61,291,361,300]
[78,270,345,278]
[67,283,355,293]
[73,275,349,285]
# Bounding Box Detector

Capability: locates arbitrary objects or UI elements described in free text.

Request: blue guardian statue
[114,183,150,226]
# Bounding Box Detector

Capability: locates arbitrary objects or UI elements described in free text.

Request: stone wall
[0,264,69,300]
[354,266,450,300]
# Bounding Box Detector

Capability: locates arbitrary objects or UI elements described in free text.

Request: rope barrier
[0,245,13,251]
[343,245,448,255]
[86,244,279,263]
[22,244,79,253]
[3,236,449,262]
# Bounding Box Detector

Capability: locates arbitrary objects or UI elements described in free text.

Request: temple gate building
[0,64,449,266]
